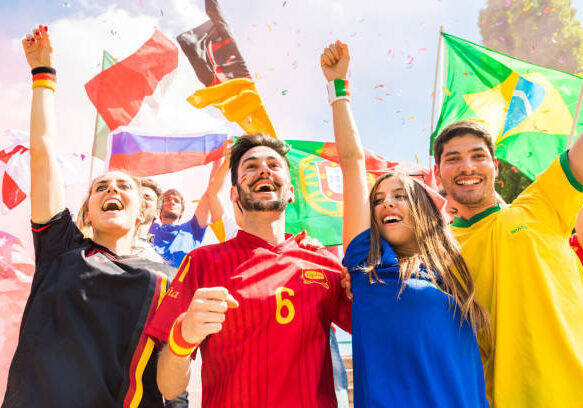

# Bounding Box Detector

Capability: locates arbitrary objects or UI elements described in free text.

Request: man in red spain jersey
[146,134,352,408]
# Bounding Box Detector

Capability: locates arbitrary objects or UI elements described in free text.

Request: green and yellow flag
[432,33,583,180]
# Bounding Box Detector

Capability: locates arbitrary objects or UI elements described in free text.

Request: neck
[393,242,419,259]
[242,210,287,245]
[458,196,498,220]
[137,221,153,238]
[92,230,135,256]
[160,214,179,225]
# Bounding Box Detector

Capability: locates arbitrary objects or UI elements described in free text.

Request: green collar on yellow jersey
[560,150,583,192]
[452,203,501,228]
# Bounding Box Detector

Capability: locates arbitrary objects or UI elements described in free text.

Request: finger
[193,287,230,301]
[324,48,337,63]
[199,322,224,335]
[330,44,340,60]
[193,310,226,324]
[320,53,330,67]
[340,42,350,59]
[191,298,229,313]
[226,293,239,308]
[322,52,334,67]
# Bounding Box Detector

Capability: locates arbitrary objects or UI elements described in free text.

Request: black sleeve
[31,209,87,267]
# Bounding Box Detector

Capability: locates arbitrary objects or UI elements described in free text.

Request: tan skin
[23,25,142,255]
[156,145,295,400]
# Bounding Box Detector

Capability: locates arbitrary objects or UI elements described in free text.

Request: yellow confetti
[406,116,415,120]
[523,2,532,11]
[414,154,419,164]
[441,86,451,96]
[267,24,272,32]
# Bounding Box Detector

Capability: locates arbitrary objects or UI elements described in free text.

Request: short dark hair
[433,120,495,166]
[230,134,291,186]
[163,188,185,212]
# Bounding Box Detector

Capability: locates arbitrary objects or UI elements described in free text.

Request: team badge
[301,269,330,290]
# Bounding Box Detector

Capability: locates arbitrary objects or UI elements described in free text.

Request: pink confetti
[358,18,365,22]
[387,49,393,56]
[385,93,392,96]
[559,57,565,64]
[374,84,385,88]
[375,97,383,101]
[499,36,505,42]
[505,0,511,7]
[80,154,86,161]
[407,56,414,64]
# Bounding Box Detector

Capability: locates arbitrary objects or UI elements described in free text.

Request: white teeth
[382,215,402,224]
[253,182,275,192]
[456,179,481,185]
[101,199,123,211]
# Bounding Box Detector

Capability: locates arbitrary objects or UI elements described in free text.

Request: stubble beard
[237,183,289,212]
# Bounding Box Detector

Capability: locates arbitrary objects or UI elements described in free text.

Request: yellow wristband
[32,79,56,92]
[168,313,198,357]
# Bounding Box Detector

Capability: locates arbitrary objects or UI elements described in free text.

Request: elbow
[157,376,185,401]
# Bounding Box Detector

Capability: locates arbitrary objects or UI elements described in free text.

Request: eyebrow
[443,147,487,157]
[241,155,283,165]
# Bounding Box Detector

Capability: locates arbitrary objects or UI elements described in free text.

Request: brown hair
[230,133,290,186]
[433,120,495,166]
[364,173,492,353]
[141,178,163,210]
[76,171,142,239]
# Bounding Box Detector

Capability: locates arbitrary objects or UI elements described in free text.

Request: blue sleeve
[188,215,207,243]
[342,229,373,271]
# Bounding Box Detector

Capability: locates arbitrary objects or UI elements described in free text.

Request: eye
[373,198,384,206]
[269,162,282,169]
[394,194,407,200]
[446,156,459,163]
[95,184,106,192]
[119,183,131,190]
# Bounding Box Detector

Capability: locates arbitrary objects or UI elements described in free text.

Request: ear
[84,211,91,226]
[493,157,499,178]
[136,208,145,226]
[434,163,441,185]
[230,185,239,203]
[288,184,295,203]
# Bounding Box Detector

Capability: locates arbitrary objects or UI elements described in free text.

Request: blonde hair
[75,171,143,240]
[364,173,492,354]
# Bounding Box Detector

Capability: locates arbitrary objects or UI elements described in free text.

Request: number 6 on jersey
[275,287,295,324]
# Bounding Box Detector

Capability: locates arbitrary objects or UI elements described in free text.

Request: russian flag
[106,128,228,177]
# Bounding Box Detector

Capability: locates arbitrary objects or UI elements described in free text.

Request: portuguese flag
[432,33,583,180]
[285,140,440,247]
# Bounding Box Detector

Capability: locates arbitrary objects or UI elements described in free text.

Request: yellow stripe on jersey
[178,256,191,283]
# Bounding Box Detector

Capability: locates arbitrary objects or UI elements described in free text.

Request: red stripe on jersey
[123,274,167,407]
[31,224,52,232]
[147,230,352,408]
[571,234,583,264]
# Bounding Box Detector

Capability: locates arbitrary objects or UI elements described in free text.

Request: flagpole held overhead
[568,81,583,148]
[429,25,444,167]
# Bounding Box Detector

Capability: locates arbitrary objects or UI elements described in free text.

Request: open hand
[22,25,53,69]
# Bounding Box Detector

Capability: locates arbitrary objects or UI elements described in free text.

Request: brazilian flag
[432,33,583,180]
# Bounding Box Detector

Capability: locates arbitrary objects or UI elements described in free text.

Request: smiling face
[436,134,498,211]
[160,191,184,224]
[371,176,417,255]
[232,145,294,213]
[85,171,143,237]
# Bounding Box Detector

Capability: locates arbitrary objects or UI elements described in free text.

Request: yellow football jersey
[452,152,583,407]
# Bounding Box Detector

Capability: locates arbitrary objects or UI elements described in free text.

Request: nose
[381,197,396,208]
[458,156,476,174]
[258,161,272,177]
[106,183,119,193]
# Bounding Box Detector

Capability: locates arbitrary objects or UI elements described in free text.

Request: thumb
[226,292,239,308]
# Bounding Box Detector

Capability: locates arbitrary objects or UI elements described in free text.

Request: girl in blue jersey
[320,41,491,407]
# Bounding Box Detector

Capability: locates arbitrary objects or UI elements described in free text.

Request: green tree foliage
[479,0,583,202]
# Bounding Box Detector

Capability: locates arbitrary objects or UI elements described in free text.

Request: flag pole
[88,50,108,185]
[568,80,583,148]
[429,25,445,168]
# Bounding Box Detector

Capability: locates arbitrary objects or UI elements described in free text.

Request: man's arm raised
[569,130,583,184]
[157,287,238,400]
[23,25,65,224]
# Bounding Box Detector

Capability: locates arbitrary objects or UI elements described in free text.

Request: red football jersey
[570,234,583,264]
[146,230,352,408]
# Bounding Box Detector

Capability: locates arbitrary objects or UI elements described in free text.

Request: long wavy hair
[364,172,492,353]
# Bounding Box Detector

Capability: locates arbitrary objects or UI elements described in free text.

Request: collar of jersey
[452,203,501,228]
[236,229,296,252]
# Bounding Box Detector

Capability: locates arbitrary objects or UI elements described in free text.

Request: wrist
[326,78,351,105]
[168,313,200,358]
[31,67,56,92]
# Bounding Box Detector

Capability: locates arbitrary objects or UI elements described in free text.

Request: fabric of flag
[84,29,178,132]
[107,127,227,177]
[0,129,77,214]
[177,0,277,137]
[432,33,583,180]
[91,50,117,161]
[0,230,34,398]
[284,140,442,247]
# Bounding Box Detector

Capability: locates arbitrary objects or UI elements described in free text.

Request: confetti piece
[267,24,272,32]
[110,29,118,35]
[531,44,536,51]
[80,154,86,161]
[414,154,419,164]
[63,1,71,7]
[481,18,486,25]
[543,6,554,14]
[291,60,297,69]
[282,1,287,6]
[351,32,358,38]
[254,73,263,80]
[419,21,425,28]
[419,48,428,53]
[385,93,392,96]
[441,86,451,96]
[374,84,385,88]
[496,180,505,187]
[505,0,511,6]
[375,97,384,101]
[523,3,532,11]
[559,57,565,64]
[387,49,393,56]
[407,56,414,64]
[281,90,288,95]
[496,19,505,26]
[359,18,365,22]
[463,72,469,76]
[323,120,329,124]
[499,36,505,42]
[139,0,143,7]
[510,166,518,173]
[160,9,164,16]
[406,116,415,120]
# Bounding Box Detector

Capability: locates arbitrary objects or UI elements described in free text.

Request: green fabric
[284,140,343,247]
[92,50,117,160]
[333,78,348,97]
[451,203,501,228]
[432,33,583,181]
[560,150,583,192]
